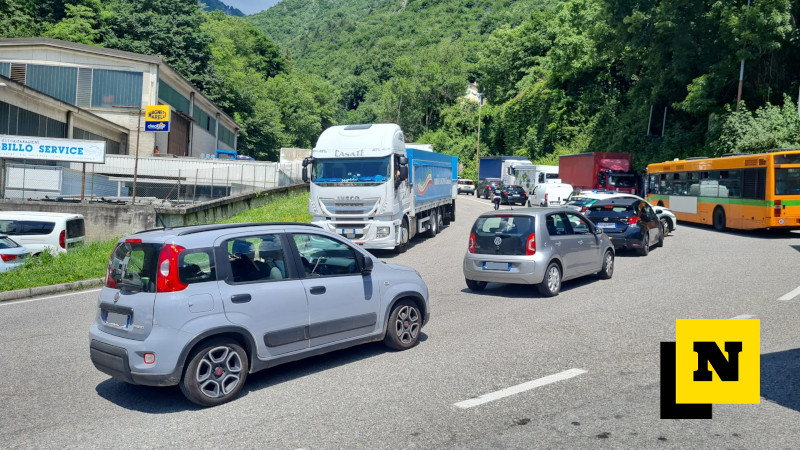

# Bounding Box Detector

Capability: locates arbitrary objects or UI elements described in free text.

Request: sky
[222,0,282,15]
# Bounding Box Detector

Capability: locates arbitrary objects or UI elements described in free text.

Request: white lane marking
[0,288,102,307]
[731,315,756,320]
[778,286,800,301]
[454,368,587,409]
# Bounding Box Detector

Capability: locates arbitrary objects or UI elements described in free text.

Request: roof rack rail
[721,153,749,157]
[685,156,710,160]
[176,222,321,236]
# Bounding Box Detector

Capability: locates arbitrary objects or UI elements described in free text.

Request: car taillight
[579,207,587,214]
[105,253,118,289]
[545,193,549,204]
[525,233,536,255]
[156,244,187,292]
[59,230,65,249]
[469,233,476,253]
[1,254,18,262]
[774,200,781,217]
[626,216,639,225]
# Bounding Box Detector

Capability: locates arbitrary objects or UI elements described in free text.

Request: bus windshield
[312,157,391,185]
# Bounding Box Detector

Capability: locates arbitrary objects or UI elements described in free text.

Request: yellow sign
[675,319,760,404]
[145,105,170,132]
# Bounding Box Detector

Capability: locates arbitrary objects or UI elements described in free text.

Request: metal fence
[0,156,304,205]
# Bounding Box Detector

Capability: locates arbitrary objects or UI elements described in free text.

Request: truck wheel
[450,202,456,222]
[426,209,438,238]
[394,219,409,254]
[443,204,451,225]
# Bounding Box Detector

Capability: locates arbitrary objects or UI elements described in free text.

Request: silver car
[463,208,615,296]
[90,223,429,407]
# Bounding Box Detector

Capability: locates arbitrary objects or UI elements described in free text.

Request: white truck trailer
[303,124,457,253]
[501,161,559,194]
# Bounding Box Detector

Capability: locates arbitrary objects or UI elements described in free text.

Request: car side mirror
[594,227,603,235]
[301,157,312,183]
[358,253,374,275]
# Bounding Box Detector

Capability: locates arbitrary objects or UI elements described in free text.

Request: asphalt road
[1,194,799,449]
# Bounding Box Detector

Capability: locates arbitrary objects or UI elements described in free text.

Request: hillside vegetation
[1,0,799,175]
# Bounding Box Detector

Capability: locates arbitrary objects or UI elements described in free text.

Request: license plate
[596,222,616,228]
[104,311,130,329]
[339,228,357,235]
[483,261,510,271]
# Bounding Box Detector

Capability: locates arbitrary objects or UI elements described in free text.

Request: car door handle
[554,242,561,247]
[309,286,326,295]
[231,294,251,304]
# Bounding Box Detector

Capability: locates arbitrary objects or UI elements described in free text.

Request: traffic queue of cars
[463,188,676,296]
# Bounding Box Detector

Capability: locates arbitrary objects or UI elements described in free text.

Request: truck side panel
[559,153,595,190]
[408,148,456,205]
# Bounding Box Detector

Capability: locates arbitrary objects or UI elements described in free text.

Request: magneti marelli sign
[0,135,106,163]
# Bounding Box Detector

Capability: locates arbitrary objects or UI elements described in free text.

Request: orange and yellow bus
[644,149,800,231]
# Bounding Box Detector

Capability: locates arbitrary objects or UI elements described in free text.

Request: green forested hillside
[248,0,800,176]
[1,0,799,175]
[199,0,244,16]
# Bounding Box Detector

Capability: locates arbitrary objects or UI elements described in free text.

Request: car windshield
[312,157,391,185]
[471,215,535,255]
[607,174,637,188]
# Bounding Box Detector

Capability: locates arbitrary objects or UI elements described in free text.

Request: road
[1,195,799,448]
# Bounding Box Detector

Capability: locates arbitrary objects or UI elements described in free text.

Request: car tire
[394,218,409,254]
[660,217,670,236]
[636,231,650,256]
[466,278,487,291]
[537,262,561,297]
[383,299,422,350]
[180,338,248,407]
[597,250,614,279]
[713,207,726,231]
[426,209,438,238]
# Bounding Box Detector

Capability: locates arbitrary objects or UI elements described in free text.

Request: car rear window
[471,215,535,255]
[0,220,55,235]
[0,236,20,249]
[66,219,85,239]
[587,204,634,214]
[462,180,474,185]
[108,242,162,293]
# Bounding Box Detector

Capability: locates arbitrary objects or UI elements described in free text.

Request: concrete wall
[192,127,218,158]
[0,183,308,241]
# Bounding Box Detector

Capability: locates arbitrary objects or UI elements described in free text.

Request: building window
[74,127,123,155]
[0,101,66,138]
[193,106,216,136]
[91,69,142,108]
[158,79,190,115]
[219,126,235,147]
[27,65,78,104]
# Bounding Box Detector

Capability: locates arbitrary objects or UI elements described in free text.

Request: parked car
[477,178,503,199]
[457,179,476,195]
[584,197,664,256]
[463,208,615,297]
[530,182,574,207]
[89,222,430,407]
[498,185,528,205]
[0,211,85,255]
[0,234,29,273]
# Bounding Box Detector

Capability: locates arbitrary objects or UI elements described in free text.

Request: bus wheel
[713,207,726,231]
[657,201,665,207]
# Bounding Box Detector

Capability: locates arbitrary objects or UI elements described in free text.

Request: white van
[0,212,86,255]
[531,182,574,207]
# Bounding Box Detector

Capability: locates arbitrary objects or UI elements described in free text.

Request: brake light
[156,244,187,292]
[545,193,549,204]
[626,216,639,225]
[774,200,781,217]
[469,233,476,253]
[105,253,118,289]
[59,230,65,249]
[525,233,536,255]
[579,207,587,214]
[125,238,142,244]
[1,254,18,262]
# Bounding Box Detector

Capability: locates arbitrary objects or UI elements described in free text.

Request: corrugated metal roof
[0,38,163,64]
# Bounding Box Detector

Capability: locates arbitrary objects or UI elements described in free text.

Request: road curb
[0,278,104,303]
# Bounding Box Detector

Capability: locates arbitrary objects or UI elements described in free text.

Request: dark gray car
[463,208,615,296]
[90,223,429,407]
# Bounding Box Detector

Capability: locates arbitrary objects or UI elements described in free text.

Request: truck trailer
[558,152,638,194]
[303,124,457,253]
[478,156,530,181]
[500,161,559,194]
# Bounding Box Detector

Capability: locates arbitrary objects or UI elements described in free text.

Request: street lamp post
[113,105,143,204]
[476,92,483,178]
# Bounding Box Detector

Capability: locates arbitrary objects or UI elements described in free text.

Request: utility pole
[113,105,143,204]
[476,92,483,178]
[736,0,752,112]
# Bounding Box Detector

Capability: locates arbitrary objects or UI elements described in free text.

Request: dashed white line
[454,368,587,409]
[778,286,800,301]
[0,288,102,307]
[731,315,757,320]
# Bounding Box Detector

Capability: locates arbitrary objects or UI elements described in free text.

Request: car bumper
[603,231,643,250]
[462,254,546,285]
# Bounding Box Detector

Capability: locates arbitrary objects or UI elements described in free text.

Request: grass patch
[221,190,311,224]
[0,191,311,292]
[0,238,117,291]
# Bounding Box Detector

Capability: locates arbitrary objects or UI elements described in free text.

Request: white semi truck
[302,124,458,253]
[501,161,559,196]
